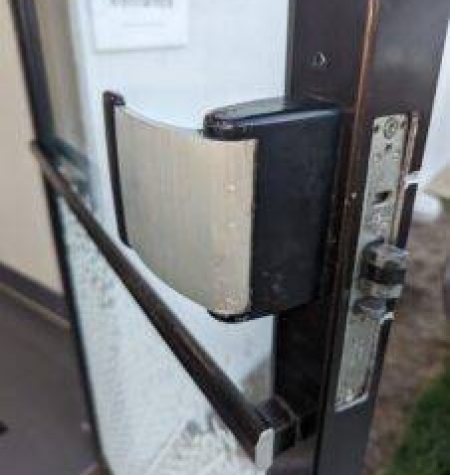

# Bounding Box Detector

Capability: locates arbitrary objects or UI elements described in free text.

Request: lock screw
[383,117,400,140]
[354,297,387,321]
[311,51,328,69]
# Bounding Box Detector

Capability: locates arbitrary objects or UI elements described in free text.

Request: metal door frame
[281,1,450,474]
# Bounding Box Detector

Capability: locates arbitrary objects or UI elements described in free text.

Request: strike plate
[336,114,410,410]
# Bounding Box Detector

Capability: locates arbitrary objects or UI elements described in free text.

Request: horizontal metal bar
[32,142,274,470]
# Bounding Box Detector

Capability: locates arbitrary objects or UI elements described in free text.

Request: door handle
[104,91,341,321]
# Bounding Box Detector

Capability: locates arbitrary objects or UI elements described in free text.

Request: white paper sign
[91,0,188,51]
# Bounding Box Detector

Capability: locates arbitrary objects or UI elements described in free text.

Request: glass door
[10,1,450,474]
[15,1,290,474]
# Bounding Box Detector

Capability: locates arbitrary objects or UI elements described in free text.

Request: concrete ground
[0,287,98,475]
[365,215,450,474]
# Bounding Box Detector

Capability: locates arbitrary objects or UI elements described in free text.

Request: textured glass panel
[58,199,269,475]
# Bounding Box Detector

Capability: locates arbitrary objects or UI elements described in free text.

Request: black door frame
[284,1,450,474]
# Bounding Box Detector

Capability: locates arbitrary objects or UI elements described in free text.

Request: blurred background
[0,1,449,475]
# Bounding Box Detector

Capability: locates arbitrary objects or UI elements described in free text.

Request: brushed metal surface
[115,107,256,316]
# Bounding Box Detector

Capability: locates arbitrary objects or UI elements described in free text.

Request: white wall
[415,21,450,220]
[0,1,62,293]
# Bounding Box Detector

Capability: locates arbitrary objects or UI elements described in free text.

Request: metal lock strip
[335,114,415,410]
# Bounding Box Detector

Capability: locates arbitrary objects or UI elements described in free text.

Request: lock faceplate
[336,115,411,410]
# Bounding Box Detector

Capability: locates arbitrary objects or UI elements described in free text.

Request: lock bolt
[359,241,408,300]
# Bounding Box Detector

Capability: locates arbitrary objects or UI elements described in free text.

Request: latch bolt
[360,241,408,300]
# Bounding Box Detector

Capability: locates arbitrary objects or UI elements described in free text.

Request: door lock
[336,114,413,410]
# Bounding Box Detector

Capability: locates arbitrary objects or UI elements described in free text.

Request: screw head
[383,117,400,140]
[354,297,387,321]
[311,51,328,69]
